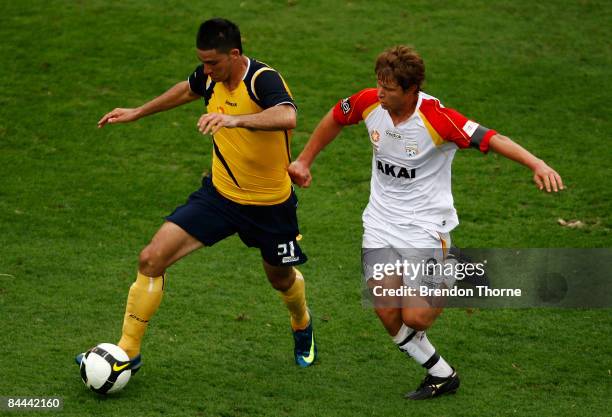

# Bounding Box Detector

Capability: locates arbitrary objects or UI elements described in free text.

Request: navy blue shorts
[166,176,307,266]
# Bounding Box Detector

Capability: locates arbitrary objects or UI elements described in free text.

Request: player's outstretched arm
[98,81,199,128]
[288,109,344,188]
[488,133,564,193]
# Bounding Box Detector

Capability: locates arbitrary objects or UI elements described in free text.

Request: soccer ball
[79,343,132,394]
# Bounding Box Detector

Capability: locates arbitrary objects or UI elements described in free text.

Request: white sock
[393,324,453,378]
[412,332,453,377]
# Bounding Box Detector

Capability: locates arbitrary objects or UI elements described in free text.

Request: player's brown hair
[375,46,425,91]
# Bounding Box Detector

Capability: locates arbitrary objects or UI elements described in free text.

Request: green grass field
[1,0,611,416]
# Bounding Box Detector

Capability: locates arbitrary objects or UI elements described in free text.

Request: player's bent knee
[138,246,167,277]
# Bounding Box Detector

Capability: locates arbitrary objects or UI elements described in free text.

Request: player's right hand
[98,108,141,128]
[288,160,312,188]
[532,160,564,193]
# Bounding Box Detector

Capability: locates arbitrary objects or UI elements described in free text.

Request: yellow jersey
[188,57,295,205]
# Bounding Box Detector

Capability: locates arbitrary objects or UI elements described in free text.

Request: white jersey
[333,89,496,235]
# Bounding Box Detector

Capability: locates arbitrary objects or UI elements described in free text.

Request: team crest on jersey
[370,130,380,152]
[405,143,418,157]
[340,98,351,115]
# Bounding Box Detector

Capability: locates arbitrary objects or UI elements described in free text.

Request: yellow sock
[280,269,310,330]
[117,272,165,358]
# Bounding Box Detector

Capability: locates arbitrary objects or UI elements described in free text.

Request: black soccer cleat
[404,369,460,400]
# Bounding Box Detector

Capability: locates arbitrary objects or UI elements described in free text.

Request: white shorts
[363,220,450,250]
[362,220,452,289]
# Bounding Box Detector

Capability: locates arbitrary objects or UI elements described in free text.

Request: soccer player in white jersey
[288,45,564,399]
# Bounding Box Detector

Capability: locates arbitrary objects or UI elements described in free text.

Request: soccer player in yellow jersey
[76,18,316,374]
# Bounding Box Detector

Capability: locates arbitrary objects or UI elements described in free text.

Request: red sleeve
[419,98,497,153]
[332,88,379,125]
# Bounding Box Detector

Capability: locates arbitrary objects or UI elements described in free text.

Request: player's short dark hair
[196,18,243,54]
[375,46,425,91]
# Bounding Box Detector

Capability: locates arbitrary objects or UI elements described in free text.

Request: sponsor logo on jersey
[340,98,351,115]
[225,100,238,107]
[385,129,403,140]
[462,120,479,137]
[376,160,416,179]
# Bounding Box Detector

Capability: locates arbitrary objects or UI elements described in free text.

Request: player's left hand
[197,112,238,135]
[532,160,564,192]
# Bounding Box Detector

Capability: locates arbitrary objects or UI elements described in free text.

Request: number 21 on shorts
[277,241,296,257]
